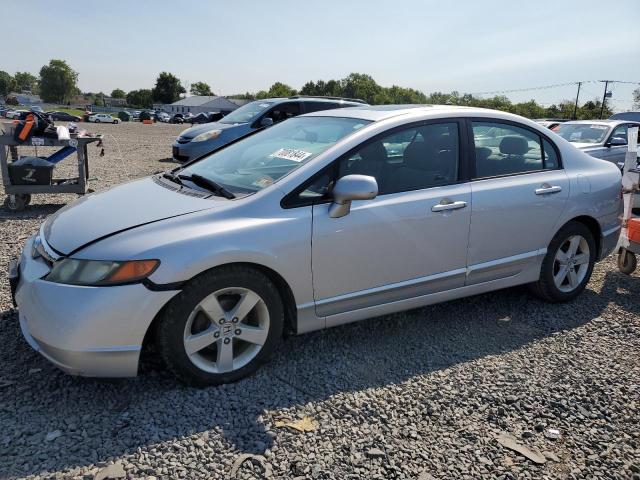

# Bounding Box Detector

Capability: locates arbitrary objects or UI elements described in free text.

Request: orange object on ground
[142,119,153,125]
[629,218,640,243]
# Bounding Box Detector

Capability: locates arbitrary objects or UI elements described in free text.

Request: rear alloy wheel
[531,222,596,302]
[157,266,283,385]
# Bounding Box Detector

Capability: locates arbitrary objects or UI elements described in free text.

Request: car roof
[259,97,365,106]
[560,119,640,127]
[301,104,516,122]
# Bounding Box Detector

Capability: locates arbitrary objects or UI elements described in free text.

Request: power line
[471,81,588,96]
[471,79,639,96]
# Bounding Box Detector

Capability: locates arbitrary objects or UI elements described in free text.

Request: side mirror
[329,174,378,218]
[608,136,627,147]
[260,117,274,127]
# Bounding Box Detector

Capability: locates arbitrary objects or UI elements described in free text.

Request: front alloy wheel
[184,287,270,374]
[157,266,283,385]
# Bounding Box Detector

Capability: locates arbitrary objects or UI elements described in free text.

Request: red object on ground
[629,218,640,243]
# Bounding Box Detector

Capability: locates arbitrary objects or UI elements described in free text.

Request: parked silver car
[554,120,640,167]
[11,106,622,385]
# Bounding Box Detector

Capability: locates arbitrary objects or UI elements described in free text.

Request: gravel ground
[0,121,639,479]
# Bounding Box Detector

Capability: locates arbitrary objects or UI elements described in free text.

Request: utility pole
[573,81,582,120]
[599,80,611,118]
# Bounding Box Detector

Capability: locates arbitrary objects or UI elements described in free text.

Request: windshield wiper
[162,171,183,185]
[178,173,235,199]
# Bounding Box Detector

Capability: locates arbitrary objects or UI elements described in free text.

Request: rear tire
[157,266,284,386]
[530,221,596,303]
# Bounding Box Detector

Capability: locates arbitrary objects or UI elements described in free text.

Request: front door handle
[535,184,562,195]
[432,200,467,212]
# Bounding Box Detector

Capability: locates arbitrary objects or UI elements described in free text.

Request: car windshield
[555,123,609,144]
[181,116,370,194]
[219,101,274,124]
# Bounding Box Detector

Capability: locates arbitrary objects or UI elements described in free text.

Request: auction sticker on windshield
[269,148,312,162]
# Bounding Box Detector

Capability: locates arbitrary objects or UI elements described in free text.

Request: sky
[3,0,639,110]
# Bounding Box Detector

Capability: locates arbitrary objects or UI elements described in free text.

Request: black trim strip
[143,278,185,292]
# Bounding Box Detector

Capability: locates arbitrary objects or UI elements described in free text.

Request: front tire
[531,221,596,303]
[157,266,284,386]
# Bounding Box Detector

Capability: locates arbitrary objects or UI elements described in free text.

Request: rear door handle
[432,200,467,212]
[535,184,562,195]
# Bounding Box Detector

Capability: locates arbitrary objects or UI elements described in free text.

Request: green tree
[227,92,256,100]
[94,92,107,107]
[126,89,153,108]
[39,59,78,103]
[0,71,15,98]
[266,81,297,97]
[340,73,381,103]
[385,85,427,104]
[14,72,38,93]
[299,81,318,96]
[190,81,213,96]
[152,72,185,104]
[579,99,612,119]
[633,87,640,110]
[110,88,126,99]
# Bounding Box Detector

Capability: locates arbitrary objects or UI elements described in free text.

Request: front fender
[75,201,315,312]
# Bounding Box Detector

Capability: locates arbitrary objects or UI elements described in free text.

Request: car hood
[179,121,244,140]
[43,177,221,255]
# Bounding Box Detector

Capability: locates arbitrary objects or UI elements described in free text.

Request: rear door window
[472,122,559,178]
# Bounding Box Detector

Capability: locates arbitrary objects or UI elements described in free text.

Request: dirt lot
[0,121,639,479]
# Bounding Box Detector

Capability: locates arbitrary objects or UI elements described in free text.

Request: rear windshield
[181,116,370,193]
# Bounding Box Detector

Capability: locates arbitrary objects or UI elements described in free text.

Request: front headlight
[191,129,222,142]
[44,259,159,286]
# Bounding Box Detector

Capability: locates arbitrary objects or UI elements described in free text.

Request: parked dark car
[172,96,368,162]
[139,111,156,122]
[171,113,185,124]
[46,111,82,122]
[610,112,640,123]
[185,111,222,124]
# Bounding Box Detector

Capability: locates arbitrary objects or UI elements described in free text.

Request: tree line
[2,60,637,119]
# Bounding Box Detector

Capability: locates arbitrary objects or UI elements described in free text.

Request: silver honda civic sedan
[11,105,622,385]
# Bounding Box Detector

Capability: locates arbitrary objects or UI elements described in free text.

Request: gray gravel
[1,121,639,479]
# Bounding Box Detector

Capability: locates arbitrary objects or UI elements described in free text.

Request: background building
[163,96,249,115]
